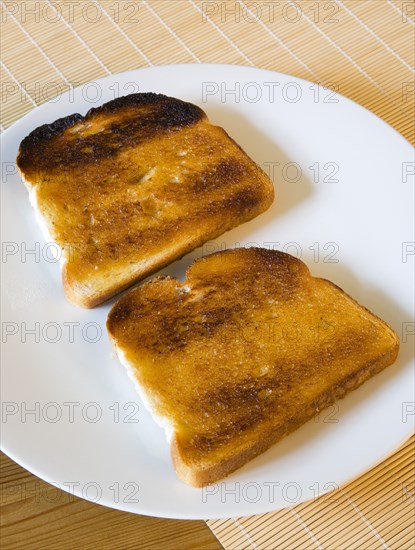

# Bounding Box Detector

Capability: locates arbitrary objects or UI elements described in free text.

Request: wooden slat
[0,453,222,550]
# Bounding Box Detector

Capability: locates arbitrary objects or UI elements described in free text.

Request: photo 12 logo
[402,162,415,183]
[201,1,341,24]
[401,402,415,424]
[202,80,340,104]
[1,401,140,424]
[402,242,415,263]
[202,241,340,263]
[1,1,141,24]
[2,321,102,344]
[202,480,339,504]
[0,480,140,505]
[1,80,141,108]
[263,160,340,184]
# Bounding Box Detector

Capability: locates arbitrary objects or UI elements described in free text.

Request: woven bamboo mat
[207,436,415,549]
[1,1,414,548]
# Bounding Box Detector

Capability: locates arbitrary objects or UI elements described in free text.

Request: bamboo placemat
[1,1,414,549]
[207,436,415,549]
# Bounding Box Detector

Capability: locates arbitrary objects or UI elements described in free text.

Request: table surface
[1,1,414,549]
[0,453,222,550]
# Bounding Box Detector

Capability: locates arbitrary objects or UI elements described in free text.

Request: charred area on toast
[108,250,306,353]
[17,93,205,172]
[185,328,375,451]
[19,113,84,145]
[156,304,244,351]
[110,299,245,352]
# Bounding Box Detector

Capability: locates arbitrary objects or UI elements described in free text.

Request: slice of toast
[17,93,274,307]
[106,248,399,487]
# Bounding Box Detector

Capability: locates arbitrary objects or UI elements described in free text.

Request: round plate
[1,64,414,519]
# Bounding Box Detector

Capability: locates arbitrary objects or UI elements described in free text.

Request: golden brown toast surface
[107,248,399,486]
[17,94,274,307]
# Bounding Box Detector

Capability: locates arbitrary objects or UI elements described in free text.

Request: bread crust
[17,93,274,308]
[107,248,400,486]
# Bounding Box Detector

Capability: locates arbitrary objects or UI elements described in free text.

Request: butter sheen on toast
[17,93,274,307]
[106,248,399,487]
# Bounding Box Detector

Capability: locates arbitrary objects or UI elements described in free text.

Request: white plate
[1,64,414,520]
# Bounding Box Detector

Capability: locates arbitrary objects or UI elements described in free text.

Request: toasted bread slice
[107,248,399,487]
[17,93,274,307]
